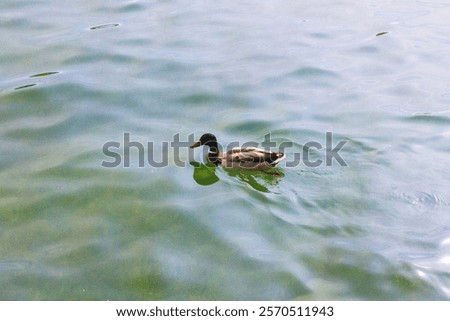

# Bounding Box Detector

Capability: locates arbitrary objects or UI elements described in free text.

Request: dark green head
[190,133,218,148]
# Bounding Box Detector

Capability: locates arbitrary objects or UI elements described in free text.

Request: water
[1,0,450,300]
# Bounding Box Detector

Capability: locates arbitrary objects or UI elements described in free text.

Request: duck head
[190,133,218,149]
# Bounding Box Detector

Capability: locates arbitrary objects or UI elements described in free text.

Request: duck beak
[190,141,201,148]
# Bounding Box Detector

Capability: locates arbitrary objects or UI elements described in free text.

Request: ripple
[0,260,32,272]
[404,113,450,124]
[390,190,449,213]
[301,247,440,299]
[356,45,379,53]
[223,120,273,134]
[286,67,339,79]
[89,23,120,30]
[177,92,218,105]
[307,32,332,39]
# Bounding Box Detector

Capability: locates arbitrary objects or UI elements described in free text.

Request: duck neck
[206,142,221,165]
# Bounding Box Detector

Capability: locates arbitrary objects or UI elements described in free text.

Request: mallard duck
[190,133,285,171]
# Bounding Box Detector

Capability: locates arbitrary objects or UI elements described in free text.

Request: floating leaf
[90,23,119,30]
[14,84,36,90]
[30,71,59,78]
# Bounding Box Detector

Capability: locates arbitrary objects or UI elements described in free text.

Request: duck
[190,133,285,171]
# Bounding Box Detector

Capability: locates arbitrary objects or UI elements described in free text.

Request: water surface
[1,0,450,300]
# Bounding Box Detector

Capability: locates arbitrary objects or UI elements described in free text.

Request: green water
[2,0,450,300]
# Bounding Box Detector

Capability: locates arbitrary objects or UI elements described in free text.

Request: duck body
[190,133,285,171]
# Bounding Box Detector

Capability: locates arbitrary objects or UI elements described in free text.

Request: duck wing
[225,147,284,166]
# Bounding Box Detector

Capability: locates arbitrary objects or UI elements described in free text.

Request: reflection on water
[191,161,284,192]
[191,162,219,186]
[225,168,284,193]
